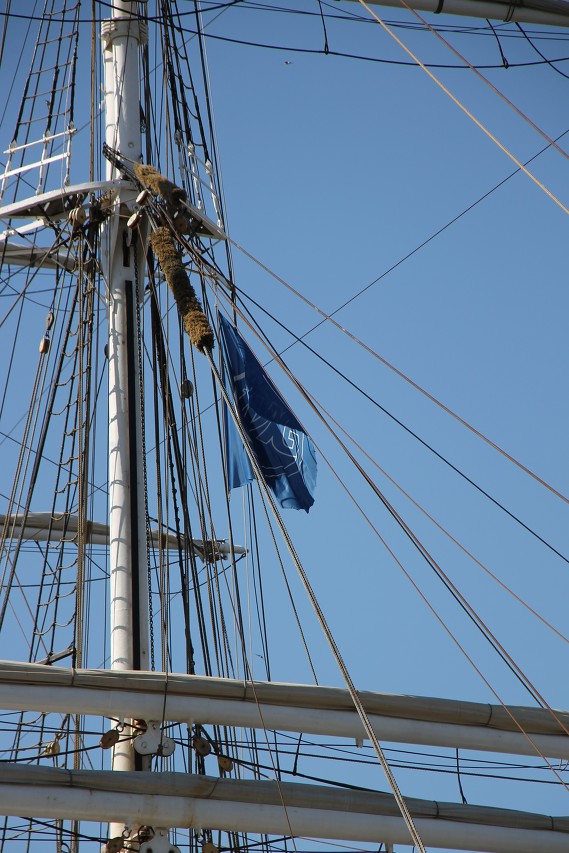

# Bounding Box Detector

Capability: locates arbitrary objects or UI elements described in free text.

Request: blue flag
[218,314,317,512]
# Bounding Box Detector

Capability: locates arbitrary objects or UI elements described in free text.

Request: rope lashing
[150,226,214,353]
[133,162,187,208]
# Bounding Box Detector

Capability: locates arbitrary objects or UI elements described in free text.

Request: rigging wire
[236,730,569,776]
[229,0,569,41]
[207,348,428,853]
[356,0,569,215]
[234,284,569,568]
[397,0,569,163]
[225,233,569,506]
[212,297,569,796]
[233,289,569,643]
[515,20,569,79]
[486,17,509,67]
[316,0,330,54]
[209,750,569,791]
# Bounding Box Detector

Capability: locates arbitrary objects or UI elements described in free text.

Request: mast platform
[0,181,227,242]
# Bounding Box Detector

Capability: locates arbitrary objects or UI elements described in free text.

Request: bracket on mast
[139,828,180,853]
[133,721,175,757]
[103,143,227,242]
[103,827,181,853]
[100,17,148,52]
[0,180,129,223]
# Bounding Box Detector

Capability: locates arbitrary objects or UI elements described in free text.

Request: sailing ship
[0,0,568,850]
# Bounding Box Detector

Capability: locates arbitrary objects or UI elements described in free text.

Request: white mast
[101,0,149,789]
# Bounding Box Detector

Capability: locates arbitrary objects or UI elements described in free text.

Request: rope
[356,0,569,215]
[213,300,569,796]
[205,348,427,853]
[226,233,569,506]
[232,285,569,566]
[219,294,569,725]
[399,0,569,164]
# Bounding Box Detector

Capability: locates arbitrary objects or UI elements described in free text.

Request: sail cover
[218,314,317,512]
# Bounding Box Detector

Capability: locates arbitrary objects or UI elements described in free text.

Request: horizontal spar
[1,661,568,757]
[343,0,569,27]
[0,513,245,558]
[1,765,569,853]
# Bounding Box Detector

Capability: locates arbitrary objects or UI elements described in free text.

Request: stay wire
[234,286,569,568]
[214,300,569,788]
[356,0,569,214]
[206,348,427,853]
[233,289,569,643]
[226,233,569,506]
[515,21,569,79]
[397,0,569,163]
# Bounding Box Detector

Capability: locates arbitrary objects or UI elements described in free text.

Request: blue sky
[1,2,569,847]
[197,0,569,820]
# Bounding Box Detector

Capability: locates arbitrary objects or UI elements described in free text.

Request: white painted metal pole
[1,681,568,759]
[102,0,149,672]
[101,2,149,831]
[0,784,568,853]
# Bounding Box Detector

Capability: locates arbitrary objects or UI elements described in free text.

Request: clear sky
[1,2,569,849]
[199,0,569,824]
